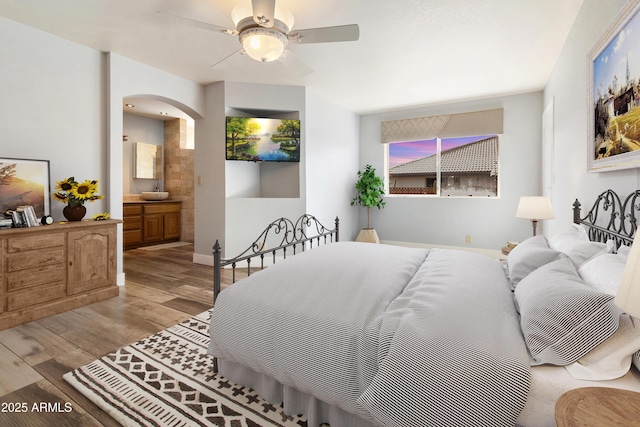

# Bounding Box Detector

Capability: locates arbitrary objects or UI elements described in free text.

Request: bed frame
[212,214,339,302]
[212,189,639,299]
[573,189,639,247]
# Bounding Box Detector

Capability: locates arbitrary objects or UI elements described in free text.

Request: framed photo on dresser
[0,157,50,218]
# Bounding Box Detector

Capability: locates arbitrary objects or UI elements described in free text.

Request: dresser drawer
[6,247,66,272]
[7,233,64,253]
[7,282,65,310]
[6,264,66,292]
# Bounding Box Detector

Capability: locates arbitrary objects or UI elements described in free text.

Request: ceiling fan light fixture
[240,27,288,62]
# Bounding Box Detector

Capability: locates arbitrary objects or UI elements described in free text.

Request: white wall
[305,89,360,242]
[544,0,640,235]
[122,113,164,195]
[107,54,205,283]
[192,82,361,263]
[359,92,544,249]
[0,16,107,221]
[222,82,306,258]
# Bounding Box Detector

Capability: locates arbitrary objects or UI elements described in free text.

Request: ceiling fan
[157,0,359,65]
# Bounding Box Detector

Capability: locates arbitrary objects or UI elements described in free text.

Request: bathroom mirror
[134,142,162,179]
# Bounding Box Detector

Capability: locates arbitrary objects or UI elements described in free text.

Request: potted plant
[351,164,385,243]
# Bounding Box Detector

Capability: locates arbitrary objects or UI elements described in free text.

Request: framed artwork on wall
[588,0,640,172]
[0,158,51,218]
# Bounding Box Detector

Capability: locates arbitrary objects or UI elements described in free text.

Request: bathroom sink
[141,192,169,201]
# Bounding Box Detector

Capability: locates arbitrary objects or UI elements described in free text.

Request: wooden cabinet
[123,201,181,249]
[0,220,120,330]
[123,204,143,247]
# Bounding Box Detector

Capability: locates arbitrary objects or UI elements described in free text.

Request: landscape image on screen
[226,117,300,162]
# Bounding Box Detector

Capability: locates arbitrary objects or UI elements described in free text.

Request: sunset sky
[388,135,490,168]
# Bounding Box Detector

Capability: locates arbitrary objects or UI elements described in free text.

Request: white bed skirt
[219,359,377,427]
[221,358,640,427]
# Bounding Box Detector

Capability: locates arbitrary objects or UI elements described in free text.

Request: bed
[208,191,640,427]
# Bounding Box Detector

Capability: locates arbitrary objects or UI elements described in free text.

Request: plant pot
[63,204,86,221]
[356,228,380,244]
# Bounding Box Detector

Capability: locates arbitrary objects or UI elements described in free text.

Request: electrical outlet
[465,234,472,244]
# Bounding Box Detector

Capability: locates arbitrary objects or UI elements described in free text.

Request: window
[387,135,499,197]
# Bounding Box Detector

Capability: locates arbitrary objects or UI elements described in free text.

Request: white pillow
[514,258,621,365]
[548,225,612,267]
[578,253,627,296]
[618,244,631,258]
[506,235,564,288]
[565,314,640,380]
[548,224,589,249]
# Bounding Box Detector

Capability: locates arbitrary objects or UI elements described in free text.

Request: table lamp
[615,238,640,318]
[516,196,555,236]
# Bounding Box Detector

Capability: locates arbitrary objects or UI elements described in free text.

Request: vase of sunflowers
[53,177,103,221]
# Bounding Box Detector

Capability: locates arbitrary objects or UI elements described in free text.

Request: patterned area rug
[63,310,307,427]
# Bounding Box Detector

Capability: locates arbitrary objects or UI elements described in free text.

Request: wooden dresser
[0,219,120,330]
[123,201,181,249]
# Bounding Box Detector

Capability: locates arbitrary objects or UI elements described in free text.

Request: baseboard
[193,252,213,266]
[381,240,505,260]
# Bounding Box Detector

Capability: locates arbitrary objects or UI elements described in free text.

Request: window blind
[381,108,503,143]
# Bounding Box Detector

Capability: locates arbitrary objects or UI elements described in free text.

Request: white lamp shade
[614,238,640,318]
[516,196,555,220]
[240,28,287,62]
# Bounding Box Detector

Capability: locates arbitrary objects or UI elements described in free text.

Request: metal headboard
[573,189,639,248]
[212,214,339,301]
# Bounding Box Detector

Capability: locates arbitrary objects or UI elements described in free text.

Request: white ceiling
[0,0,584,116]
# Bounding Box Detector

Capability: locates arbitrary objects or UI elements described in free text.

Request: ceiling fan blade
[251,0,276,28]
[288,24,359,44]
[279,50,313,76]
[155,11,238,35]
[211,49,244,69]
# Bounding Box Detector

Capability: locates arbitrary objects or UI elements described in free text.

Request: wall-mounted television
[226,116,300,162]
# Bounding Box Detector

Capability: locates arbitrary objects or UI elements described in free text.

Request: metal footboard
[213,214,339,303]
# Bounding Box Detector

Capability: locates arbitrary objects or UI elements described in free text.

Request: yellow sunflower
[52,192,69,203]
[56,177,75,192]
[52,177,102,206]
[69,180,97,201]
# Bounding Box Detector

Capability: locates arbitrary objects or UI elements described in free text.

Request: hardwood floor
[0,243,228,426]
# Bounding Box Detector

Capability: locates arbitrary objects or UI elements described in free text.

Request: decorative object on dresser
[123,201,181,249]
[516,196,555,236]
[0,219,120,330]
[351,164,385,243]
[0,157,51,219]
[52,176,104,221]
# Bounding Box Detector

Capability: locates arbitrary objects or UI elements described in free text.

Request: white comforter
[209,242,531,426]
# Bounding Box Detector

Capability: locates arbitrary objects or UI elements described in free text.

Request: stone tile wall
[164,118,194,242]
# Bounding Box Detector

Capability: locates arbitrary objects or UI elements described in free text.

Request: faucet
[155,182,160,192]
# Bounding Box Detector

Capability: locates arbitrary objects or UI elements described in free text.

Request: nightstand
[555,387,640,426]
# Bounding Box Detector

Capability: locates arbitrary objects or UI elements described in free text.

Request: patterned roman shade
[381,108,503,143]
